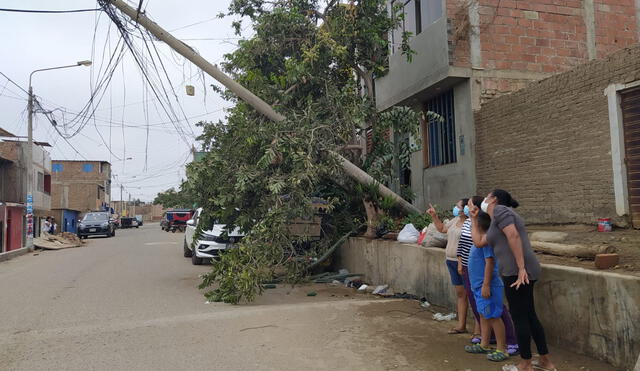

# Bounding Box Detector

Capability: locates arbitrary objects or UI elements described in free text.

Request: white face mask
[480,198,490,212]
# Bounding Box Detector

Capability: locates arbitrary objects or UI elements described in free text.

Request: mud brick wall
[475,46,640,225]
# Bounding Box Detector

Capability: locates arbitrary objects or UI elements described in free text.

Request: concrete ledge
[337,237,640,370]
[0,247,31,262]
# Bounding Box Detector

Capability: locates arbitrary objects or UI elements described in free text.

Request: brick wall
[475,46,640,225]
[595,0,638,57]
[51,161,110,213]
[446,0,639,103]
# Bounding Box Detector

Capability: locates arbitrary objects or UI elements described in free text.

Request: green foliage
[189,0,418,304]
[152,184,195,209]
[401,213,432,231]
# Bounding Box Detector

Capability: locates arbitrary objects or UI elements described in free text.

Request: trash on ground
[33,233,83,250]
[263,284,277,289]
[357,284,368,292]
[420,300,431,308]
[397,223,420,243]
[311,271,363,283]
[372,284,389,295]
[306,291,317,296]
[432,312,457,321]
[421,223,448,248]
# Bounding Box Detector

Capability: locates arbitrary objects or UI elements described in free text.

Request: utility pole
[26,86,34,249]
[120,184,124,216]
[104,0,420,215]
[26,61,92,249]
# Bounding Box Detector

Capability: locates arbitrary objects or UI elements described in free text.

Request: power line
[0,7,100,14]
[0,71,29,94]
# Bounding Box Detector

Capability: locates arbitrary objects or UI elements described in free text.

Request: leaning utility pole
[103,0,421,215]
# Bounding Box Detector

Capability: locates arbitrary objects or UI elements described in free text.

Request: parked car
[78,212,116,239]
[183,208,244,265]
[161,209,193,232]
[135,215,144,226]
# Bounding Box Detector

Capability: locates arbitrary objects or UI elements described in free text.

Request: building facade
[51,160,112,215]
[377,0,640,210]
[0,129,53,251]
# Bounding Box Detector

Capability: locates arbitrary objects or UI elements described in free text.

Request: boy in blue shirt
[464,211,509,362]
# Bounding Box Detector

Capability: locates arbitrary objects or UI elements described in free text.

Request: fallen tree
[531,241,616,259]
[103,0,426,303]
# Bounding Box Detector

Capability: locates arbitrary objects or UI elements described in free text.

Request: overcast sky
[0,0,246,201]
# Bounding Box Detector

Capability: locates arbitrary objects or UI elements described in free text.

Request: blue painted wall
[62,209,79,233]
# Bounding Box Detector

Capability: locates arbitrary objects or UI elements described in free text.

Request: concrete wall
[409,80,476,211]
[375,16,450,112]
[475,46,640,225]
[337,237,640,370]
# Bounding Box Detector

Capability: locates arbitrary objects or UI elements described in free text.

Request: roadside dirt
[251,284,619,371]
[528,225,640,276]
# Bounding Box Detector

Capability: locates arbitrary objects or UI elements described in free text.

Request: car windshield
[83,213,108,222]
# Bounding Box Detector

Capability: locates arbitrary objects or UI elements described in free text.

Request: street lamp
[25,60,91,250]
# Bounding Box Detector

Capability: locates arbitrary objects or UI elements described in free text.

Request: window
[391,0,442,54]
[423,90,456,167]
[44,174,51,194]
[37,172,44,192]
[421,0,443,27]
[82,163,94,172]
[52,163,63,173]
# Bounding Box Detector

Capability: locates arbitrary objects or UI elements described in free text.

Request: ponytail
[492,189,519,208]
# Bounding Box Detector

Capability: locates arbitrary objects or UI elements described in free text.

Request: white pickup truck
[183,208,244,265]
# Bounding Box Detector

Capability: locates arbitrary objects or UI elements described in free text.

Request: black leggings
[503,276,549,360]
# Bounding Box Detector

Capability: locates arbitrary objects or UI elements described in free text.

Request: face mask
[481,198,490,212]
[463,205,470,217]
[452,206,460,217]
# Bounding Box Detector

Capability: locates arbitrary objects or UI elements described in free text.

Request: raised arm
[503,224,530,289]
[426,204,447,233]
[467,199,487,247]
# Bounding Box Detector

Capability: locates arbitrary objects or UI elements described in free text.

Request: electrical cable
[0,7,100,14]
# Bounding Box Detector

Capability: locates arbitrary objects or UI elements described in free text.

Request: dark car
[78,212,116,239]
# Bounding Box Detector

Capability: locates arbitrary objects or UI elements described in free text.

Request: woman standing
[469,189,556,371]
[427,199,469,335]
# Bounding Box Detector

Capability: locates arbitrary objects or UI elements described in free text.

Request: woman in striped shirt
[457,196,483,342]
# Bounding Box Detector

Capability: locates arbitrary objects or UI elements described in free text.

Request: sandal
[532,360,558,371]
[487,350,509,362]
[464,344,491,354]
[448,328,468,334]
[470,334,481,344]
[507,344,520,356]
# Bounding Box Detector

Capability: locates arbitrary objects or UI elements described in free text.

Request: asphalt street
[0,224,617,371]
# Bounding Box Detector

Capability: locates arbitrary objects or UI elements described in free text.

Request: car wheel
[183,239,193,258]
[191,249,203,265]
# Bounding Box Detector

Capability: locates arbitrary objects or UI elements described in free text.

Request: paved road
[0,224,617,371]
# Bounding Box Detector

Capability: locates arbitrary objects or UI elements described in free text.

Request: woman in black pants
[469,189,556,371]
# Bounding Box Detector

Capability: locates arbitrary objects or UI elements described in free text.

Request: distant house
[0,128,52,252]
[50,160,112,218]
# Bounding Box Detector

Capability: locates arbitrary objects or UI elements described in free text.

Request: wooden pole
[104,0,421,215]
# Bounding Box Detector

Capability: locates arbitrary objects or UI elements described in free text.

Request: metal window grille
[425,90,456,167]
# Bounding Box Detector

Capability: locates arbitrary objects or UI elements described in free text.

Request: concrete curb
[337,237,640,370]
[0,247,32,263]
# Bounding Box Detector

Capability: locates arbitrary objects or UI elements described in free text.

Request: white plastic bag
[397,223,420,243]
[421,222,448,248]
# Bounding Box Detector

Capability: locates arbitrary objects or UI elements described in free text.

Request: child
[464,211,509,362]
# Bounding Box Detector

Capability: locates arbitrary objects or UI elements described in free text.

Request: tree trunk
[363,199,382,238]
[531,241,616,259]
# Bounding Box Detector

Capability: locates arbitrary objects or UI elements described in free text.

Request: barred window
[423,90,456,167]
